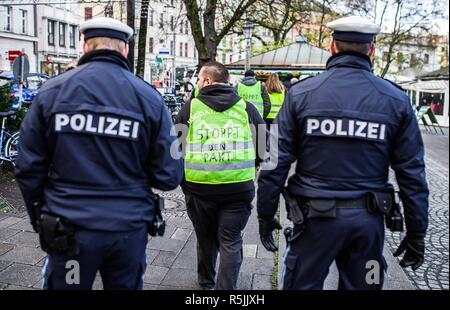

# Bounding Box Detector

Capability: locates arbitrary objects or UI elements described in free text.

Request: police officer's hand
[393,234,425,270]
[258,217,282,252]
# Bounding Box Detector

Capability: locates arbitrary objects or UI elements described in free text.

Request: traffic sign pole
[18,49,25,109]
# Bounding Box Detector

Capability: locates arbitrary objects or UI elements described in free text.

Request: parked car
[0,71,49,109]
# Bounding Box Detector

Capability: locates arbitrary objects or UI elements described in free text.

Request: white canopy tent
[403,77,449,127]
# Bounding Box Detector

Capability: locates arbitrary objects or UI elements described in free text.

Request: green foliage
[0,83,27,132]
[252,40,290,56]
[0,83,13,112]
[6,107,27,132]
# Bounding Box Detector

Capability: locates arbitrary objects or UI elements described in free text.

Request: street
[0,127,448,290]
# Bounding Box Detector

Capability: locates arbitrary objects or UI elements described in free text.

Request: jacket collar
[77,49,131,71]
[326,51,372,72]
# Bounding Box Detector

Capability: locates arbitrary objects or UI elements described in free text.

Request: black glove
[393,234,425,270]
[259,217,282,252]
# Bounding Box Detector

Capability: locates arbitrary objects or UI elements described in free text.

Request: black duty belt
[335,197,367,208]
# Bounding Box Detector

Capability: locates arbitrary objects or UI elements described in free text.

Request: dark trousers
[185,191,253,290]
[42,226,147,290]
[282,208,386,290]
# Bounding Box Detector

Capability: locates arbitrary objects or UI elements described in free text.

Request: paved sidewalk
[0,128,447,290]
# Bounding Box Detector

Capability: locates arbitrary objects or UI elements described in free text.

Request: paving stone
[147,237,185,254]
[0,228,20,241]
[0,263,42,287]
[237,272,252,290]
[0,217,22,229]
[36,257,47,267]
[5,231,40,247]
[143,265,169,285]
[146,249,159,265]
[170,228,192,241]
[240,258,274,276]
[156,285,195,290]
[143,283,159,290]
[92,276,103,290]
[257,245,274,259]
[172,240,197,269]
[243,232,261,244]
[243,244,257,258]
[152,251,178,268]
[252,274,272,290]
[0,243,14,256]
[10,219,34,232]
[0,245,46,265]
[4,284,38,290]
[161,267,198,288]
[0,260,13,272]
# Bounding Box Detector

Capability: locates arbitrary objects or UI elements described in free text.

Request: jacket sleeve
[146,99,184,191]
[14,94,50,224]
[261,84,271,119]
[257,90,298,219]
[245,102,266,166]
[390,101,429,237]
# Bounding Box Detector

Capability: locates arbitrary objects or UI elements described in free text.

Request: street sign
[13,55,30,81]
[158,47,173,59]
[8,50,22,62]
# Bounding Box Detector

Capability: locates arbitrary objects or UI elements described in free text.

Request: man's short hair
[334,40,372,55]
[85,37,126,53]
[244,70,255,77]
[202,61,230,84]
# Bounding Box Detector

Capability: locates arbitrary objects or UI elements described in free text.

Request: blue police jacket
[257,52,429,236]
[15,50,183,231]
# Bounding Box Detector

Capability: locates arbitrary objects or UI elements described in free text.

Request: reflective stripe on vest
[237,81,264,117]
[267,91,285,119]
[194,85,199,98]
[185,98,256,184]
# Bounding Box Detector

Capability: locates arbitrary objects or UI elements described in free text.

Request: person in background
[290,77,299,85]
[236,70,271,120]
[265,73,286,126]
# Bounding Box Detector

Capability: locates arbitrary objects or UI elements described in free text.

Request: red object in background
[47,55,53,62]
[8,50,23,61]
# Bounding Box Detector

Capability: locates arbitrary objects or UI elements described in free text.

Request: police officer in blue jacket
[257,16,429,290]
[15,17,183,290]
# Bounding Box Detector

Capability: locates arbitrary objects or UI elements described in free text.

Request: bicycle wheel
[5,131,19,166]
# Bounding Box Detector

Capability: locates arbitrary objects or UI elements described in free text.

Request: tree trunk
[136,0,150,78]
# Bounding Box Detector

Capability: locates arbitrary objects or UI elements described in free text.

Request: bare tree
[136,0,150,78]
[183,0,259,68]
[347,0,444,77]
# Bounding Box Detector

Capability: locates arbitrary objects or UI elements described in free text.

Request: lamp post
[164,4,177,92]
[243,21,254,72]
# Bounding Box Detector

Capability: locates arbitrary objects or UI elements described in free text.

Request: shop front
[40,54,77,76]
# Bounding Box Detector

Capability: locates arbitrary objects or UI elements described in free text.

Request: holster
[36,210,79,256]
[366,187,404,232]
[281,187,307,244]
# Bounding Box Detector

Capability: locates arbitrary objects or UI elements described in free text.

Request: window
[159,38,164,44]
[149,10,154,26]
[170,16,174,31]
[149,37,154,53]
[179,42,183,56]
[382,51,388,61]
[194,48,197,59]
[20,9,27,34]
[410,53,417,66]
[59,23,66,47]
[424,53,430,64]
[48,20,55,46]
[180,20,183,34]
[104,4,113,17]
[1,6,12,31]
[69,25,76,48]
[159,13,164,29]
[185,43,188,57]
[170,40,173,55]
[85,7,92,20]
[184,20,188,35]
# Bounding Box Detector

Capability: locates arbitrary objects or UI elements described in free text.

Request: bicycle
[0,111,20,167]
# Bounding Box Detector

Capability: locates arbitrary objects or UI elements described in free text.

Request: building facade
[0,4,38,72]
[37,3,80,76]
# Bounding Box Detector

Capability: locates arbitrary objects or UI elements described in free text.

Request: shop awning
[403,80,449,94]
